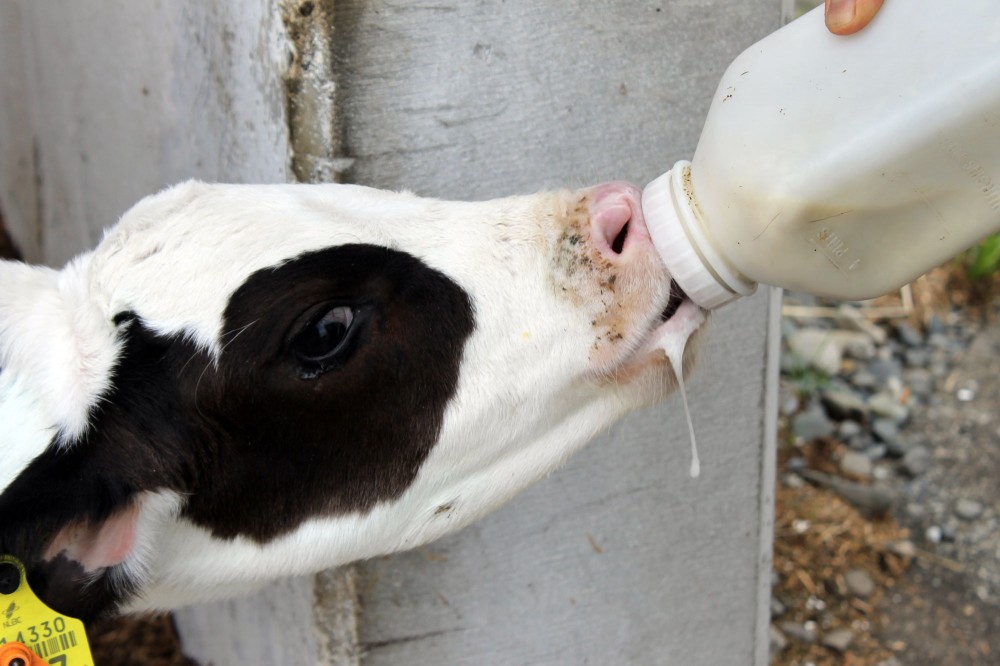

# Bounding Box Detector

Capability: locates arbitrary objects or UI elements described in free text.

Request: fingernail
[825,0,855,30]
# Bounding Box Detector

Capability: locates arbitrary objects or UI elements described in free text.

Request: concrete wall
[0,1,782,664]
[0,0,291,265]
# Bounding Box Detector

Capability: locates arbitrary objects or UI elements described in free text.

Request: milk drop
[657,303,705,478]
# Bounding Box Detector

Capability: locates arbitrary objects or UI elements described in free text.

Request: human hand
[825,0,884,35]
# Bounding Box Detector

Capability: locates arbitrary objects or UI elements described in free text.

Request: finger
[825,0,885,36]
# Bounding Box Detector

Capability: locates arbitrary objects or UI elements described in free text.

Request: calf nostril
[611,223,629,255]
[588,182,645,261]
[591,197,633,258]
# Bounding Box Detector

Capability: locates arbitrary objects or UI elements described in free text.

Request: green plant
[965,234,1000,281]
[785,360,832,397]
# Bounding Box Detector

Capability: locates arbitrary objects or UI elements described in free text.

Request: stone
[868,357,903,385]
[780,351,801,374]
[930,360,950,379]
[957,384,978,402]
[798,470,896,516]
[837,303,887,344]
[928,332,950,350]
[769,624,788,653]
[779,384,800,417]
[864,444,888,461]
[871,418,900,445]
[900,446,931,478]
[849,368,878,390]
[780,621,818,644]
[787,329,844,375]
[820,388,868,421]
[782,473,806,489]
[905,368,934,397]
[869,392,910,423]
[838,420,863,439]
[872,464,892,481]
[904,348,930,368]
[940,522,957,543]
[821,628,855,652]
[770,597,787,618]
[844,568,875,599]
[839,451,873,481]
[890,540,917,558]
[792,405,836,441]
[955,499,984,521]
[894,322,924,347]
[925,525,943,543]
[821,388,868,421]
[848,434,874,451]
[885,434,912,459]
[804,595,826,612]
[787,329,876,375]
[838,331,878,360]
[786,457,807,472]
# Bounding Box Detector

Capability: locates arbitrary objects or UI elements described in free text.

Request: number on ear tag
[0,556,93,666]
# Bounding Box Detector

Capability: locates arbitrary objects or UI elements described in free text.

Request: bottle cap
[642,161,756,310]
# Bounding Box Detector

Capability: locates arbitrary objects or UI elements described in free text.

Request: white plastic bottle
[642,0,1000,310]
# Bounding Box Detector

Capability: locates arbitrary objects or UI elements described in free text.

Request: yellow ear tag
[0,556,93,666]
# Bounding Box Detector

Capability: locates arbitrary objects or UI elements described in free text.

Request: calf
[0,180,704,620]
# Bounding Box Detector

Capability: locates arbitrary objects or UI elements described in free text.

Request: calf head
[0,180,705,619]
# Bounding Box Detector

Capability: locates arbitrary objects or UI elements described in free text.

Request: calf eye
[292,305,355,364]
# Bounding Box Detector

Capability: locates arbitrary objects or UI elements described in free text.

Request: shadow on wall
[0,207,20,260]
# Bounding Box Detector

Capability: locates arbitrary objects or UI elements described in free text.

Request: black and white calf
[0,180,704,620]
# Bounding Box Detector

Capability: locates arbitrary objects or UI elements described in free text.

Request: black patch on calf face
[0,244,474,619]
[180,244,476,537]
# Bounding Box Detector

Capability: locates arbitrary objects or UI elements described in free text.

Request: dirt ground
[876,306,1000,665]
[774,269,1000,666]
[87,615,196,666]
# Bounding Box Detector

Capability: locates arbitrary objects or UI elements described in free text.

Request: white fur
[0,259,120,464]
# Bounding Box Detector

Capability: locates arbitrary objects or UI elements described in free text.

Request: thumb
[825,0,885,36]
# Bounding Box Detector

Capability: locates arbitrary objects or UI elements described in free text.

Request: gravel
[899,446,932,478]
[822,627,855,652]
[779,621,818,645]
[822,388,868,421]
[845,568,876,599]
[778,283,1000,664]
[791,404,836,441]
[839,450,874,481]
[955,498,985,521]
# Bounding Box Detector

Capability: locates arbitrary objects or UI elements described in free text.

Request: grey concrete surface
[0,0,291,267]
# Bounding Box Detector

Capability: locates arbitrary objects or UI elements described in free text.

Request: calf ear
[0,258,119,444]
[43,503,141,573]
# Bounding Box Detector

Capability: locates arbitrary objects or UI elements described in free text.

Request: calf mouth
[606,279,706,380]
[659,280,685,323]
